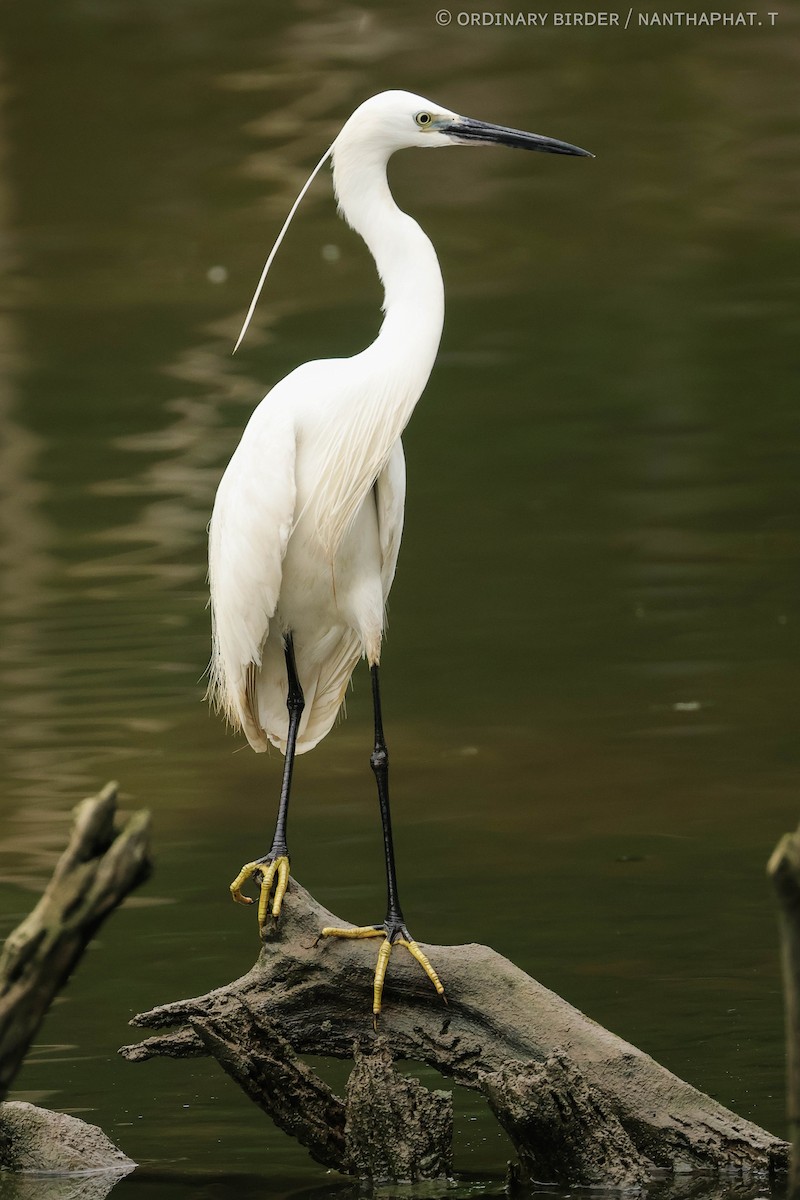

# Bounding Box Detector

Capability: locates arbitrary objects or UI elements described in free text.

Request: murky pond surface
[1,3,799,1198]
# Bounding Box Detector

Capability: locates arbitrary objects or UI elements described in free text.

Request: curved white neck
[306,139,445,560]
[332,140,445,385]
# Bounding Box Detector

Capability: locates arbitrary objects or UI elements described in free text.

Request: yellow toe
[322,924,446,1019]
[229,856,291,924]
[271,857,291,917]
[397,938,446,997]
[257,860,278,925]
[229,861,260,906]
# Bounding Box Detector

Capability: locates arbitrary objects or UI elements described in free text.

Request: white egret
[209,90,591,1016]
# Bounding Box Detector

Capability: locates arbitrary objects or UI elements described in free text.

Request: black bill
[445,116,593,157]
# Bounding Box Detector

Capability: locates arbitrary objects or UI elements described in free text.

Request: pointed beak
[444,115,593,158]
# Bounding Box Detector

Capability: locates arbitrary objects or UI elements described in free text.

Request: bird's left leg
[322,663,445,1019]
[230,634,304,925]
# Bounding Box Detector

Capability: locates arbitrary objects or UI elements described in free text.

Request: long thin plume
[233,144,333,354]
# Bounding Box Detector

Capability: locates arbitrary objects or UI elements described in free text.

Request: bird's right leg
[322,663,445,1020]
[230,634,304,925]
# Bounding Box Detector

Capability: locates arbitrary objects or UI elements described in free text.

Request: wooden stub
[0,782,151,1102]
[344,1039,452,1182]
[483,1051,651,1187]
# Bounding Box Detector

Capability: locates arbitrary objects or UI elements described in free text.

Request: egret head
[233,91,591,353]
[334,89,593,158]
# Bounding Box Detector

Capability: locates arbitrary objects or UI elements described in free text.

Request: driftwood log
[0,782,150,1174]
[769,823,800,1200]
[121,878,787,1187]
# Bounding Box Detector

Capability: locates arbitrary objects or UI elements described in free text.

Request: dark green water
[1,2,799,1197]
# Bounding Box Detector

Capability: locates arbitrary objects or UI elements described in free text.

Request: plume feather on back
[207,403,297,734]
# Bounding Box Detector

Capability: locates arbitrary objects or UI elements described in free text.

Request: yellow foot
[321,921,445,1020]
[229,854,290,924]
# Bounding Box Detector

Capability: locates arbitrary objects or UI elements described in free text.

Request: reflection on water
[0,1168,786,1200]
[0,1173,132,1200]
[0,0,799,1194]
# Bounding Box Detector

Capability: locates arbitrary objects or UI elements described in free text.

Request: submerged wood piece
[0,782,151,1102]
[121,879,786,1185]
[769,824,800,1200]
[484,1050,651,1187]
[188,999,347,1171]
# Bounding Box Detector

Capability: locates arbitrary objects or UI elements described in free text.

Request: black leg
[270,633,305,857]
[370,664,405,931]
[229,633,304,923]
[320,663,445,1018]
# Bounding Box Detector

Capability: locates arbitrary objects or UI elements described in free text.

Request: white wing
[207,400,296,749]
[374,437,406,601]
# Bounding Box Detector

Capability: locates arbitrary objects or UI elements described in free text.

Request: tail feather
[258,627,362,755]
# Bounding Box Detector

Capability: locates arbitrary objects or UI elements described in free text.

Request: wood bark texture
[120,878,787,1186]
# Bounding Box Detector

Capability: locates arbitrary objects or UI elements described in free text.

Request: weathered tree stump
[121,878,787,1186]
[0,782,150,1174]
[484,1050,649,1188]
[345,1039,452,1182]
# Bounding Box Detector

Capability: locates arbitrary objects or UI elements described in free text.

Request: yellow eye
[415,112,433,128]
